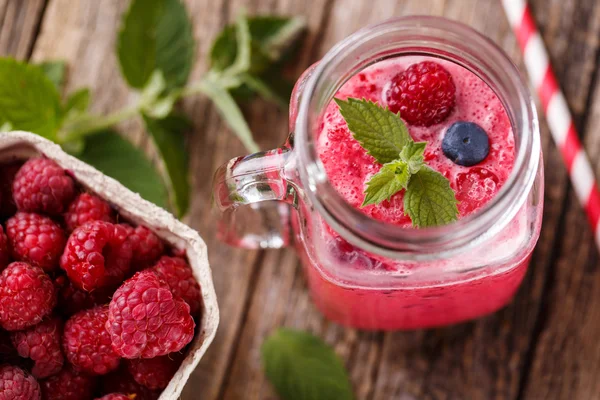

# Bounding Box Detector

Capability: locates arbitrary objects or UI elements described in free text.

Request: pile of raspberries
[0,158,202,400]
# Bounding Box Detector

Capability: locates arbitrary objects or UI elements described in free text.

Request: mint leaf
[404,166,459,227]
[210,16,306,74]
[154,0,194,89]
[400,141,426,174]
[117,0,162,89]
[334,98,410,164]
[143,114,190,217]
[37,61,66,91]
[64,88,90,114]
[118,0,194,90]
[78,130,169,209]
[262,329,354,400]
[363,161,410,206]
[0,58,62,139]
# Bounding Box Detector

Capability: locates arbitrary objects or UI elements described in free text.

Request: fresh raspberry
[0,262,56,331]
[0,162,21,218]
[107,270,195,359]
[10,317,64,378]
[126,225,164,272]
[40,365,96,400]
[0,226,9,271]
[126,352,183,390]
[12,158,75,216]
[0,365,41,400]
[95,394,130,400]
[54,276,111,317]
[64,193,114,232]
[60,221,133,291]
[101,368,159,400]
[384,61,456,126]
[6,213,65,272]
[151,256,201,315]
[62,305,121,375]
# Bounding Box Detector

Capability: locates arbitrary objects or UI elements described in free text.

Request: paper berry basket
[0,131,219,399]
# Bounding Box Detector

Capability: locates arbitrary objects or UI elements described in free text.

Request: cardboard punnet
[0,131,219,399]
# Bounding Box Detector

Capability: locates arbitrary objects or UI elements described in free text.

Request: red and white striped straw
[502,0,600,249]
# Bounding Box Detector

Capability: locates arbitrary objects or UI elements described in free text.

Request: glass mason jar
[213,16,543,330]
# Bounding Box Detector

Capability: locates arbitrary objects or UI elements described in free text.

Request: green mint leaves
[0,0,305,219]
[335,98,458,227]
[0,59,62,140]
[404,166,460,227]
[362,160,410,206]
[334,98,410,164]
[262,329,355,400]
[117,0,194,90]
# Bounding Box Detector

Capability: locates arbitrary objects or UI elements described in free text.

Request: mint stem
[59,103,141,142]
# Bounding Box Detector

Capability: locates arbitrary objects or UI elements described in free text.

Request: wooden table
[3,0,600,398]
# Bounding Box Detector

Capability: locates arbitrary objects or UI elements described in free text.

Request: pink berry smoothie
[294,57,532,330]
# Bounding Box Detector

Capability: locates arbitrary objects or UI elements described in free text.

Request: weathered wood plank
[520,0,600,396]
[0,0,46,59]
[29,0,144,139]
[212,0,600,399]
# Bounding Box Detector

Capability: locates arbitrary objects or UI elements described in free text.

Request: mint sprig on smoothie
[335,97,459,227]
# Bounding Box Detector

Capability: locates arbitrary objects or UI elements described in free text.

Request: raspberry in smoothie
[297,57,530,330]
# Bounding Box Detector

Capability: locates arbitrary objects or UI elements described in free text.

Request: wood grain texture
[519,0,600,398]
[8,0,600,399]
[0,0,46,59]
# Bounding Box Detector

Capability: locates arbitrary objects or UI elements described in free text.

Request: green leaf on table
[262,329,354,400]
[37,61,66,91]
[78,130,169,209]
[0,58,62,139]
[64,88,91,115]
[363,160,410,207]
[198,78,259,153]
[117,0,194,90]
[334,98,410,164]
[404,166,459,228]
[143,113,191,217]
[210,16,307,74]
[155,0,194,89]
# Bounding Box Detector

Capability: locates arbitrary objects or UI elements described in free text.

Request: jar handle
[212,147,296,249]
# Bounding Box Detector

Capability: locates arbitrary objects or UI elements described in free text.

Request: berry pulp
[291,57,537,330]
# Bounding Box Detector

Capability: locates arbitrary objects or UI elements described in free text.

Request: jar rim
[294,16,540,260]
